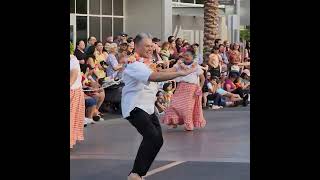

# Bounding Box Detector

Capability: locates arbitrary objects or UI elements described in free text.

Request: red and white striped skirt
[161,82,206,130]
[70,88,85,148]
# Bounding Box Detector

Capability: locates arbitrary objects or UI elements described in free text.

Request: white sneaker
[128,173,142,180]
[85,118,95,124]
[99,117,105,121]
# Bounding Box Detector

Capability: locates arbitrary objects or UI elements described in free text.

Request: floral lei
[127,53,158,72]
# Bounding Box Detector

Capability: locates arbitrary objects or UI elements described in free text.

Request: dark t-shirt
[74,48,87,73]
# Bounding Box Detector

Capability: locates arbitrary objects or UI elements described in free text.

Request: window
[113,18,123,37]
[76,16,87,42]
[70,0,75,13]
[102,17,112,40]
[196,0,204,4]
[89,0,100,15]
[102,0,112,15]
[90,17,101,41]
[76,0,87,14]
[113,0,123,16]
[181,0,195,3]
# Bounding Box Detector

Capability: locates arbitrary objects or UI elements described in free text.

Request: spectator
[244,41,250,61]
[127,40,135,56]
[207,76,225,109]
[208,46,221,77]
[168,37,180,65]
[192,43,203,65]
[202,72,211,108]
[104,42,111,53]
[160,42,171,67]
[175,38,183,53]
[223,40,231,52]
[106,43,124,79]
[94,41,108,64]
[214,38,222,47]
[152,37,162,63]
[215,78,243,106]
[84,95,97,126]
[219,44,229,74]
[180,42,190,53]
[162,81,176,107]
[105,36,113,44]
[70,54,85,149]
[74,40,87,73]
[229,43,242,68]
[120,32,128,43]
[113,35,121,45]
[119,42,128,56]
[85,36,97,55]
[224,72,249,106]
[155,91,167,114]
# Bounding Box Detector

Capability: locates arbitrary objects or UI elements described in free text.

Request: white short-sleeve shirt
[121,61,158,118]
[174,63,203,85]
[70,55,82,90]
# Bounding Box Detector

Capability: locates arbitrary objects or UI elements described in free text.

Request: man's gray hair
[134,33,153,45]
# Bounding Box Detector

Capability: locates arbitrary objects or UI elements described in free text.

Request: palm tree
[203,0,220,56]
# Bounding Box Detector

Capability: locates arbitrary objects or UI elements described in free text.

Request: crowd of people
[70,32,250,148]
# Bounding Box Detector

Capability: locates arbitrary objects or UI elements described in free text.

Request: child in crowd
[162,81,176,106]
[155,91,167,114]
[160,42,171,68]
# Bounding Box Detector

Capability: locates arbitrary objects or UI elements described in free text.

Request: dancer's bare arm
[149,67,195,82]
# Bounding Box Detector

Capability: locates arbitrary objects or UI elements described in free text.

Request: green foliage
[70,41,74,55]
[240,29,250,42]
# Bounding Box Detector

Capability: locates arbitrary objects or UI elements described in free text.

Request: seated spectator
[106,43,124,79]
[84,95,97,126]
[215,78,243,107]
[94,41,108,64]
[114,53,126,80]
[155,91,167,114]
[207,76,225,109]
[86,55,105,81]
[224,72,249,106]
[202,72,211,108]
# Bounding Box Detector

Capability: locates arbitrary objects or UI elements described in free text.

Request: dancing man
[122,33,196,180]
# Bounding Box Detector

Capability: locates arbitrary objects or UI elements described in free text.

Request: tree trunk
[203,0,220,60]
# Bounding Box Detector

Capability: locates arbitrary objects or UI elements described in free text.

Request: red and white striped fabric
[161,82,206,130]
[70,88,85,148]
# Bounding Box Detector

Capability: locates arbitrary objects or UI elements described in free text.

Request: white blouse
[70,55,82,90]
[174,63,203,85]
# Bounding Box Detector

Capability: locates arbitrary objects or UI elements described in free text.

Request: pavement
[70,106,250,180]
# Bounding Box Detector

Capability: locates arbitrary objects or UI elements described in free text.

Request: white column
[162,0,172,40]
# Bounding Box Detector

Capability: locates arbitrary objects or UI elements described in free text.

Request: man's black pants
[126,107,164,177]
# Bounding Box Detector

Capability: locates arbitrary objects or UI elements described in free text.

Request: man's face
[135,38,153,59]
[121,35,127,41]
[89,37,97,45]
[225,41,230,48]
[78,41,85,50]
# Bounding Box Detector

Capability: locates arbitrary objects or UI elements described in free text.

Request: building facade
[70,0,248,51]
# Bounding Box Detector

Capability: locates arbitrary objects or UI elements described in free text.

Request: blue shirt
[106,54,119,79]
[220,52,229,64]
